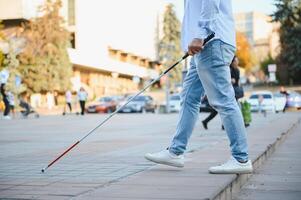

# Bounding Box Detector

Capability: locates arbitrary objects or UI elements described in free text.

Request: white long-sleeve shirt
[181,0,236,52]
[65,90,72,103]
[77,90,88,101]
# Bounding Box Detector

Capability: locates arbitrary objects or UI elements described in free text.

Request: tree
[260,54,276,75]
[272,0,301,84]
[158,4,182,83]
[0,51,4,70]
[236,32,253,70]
[18,0,72,94]
[0,21,26,95]
[0,20,5,70]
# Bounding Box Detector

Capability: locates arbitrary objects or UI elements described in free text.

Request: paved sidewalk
[233,118,301,200]
[0,112,300,199]
[77,113,300,200]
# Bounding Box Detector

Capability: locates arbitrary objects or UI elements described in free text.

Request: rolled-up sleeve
[195,0,220,39]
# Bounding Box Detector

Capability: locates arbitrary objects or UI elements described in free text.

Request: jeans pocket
[211,42,235,95]
[211,40,235,68]
[221,42,236,66]
[211,41,224,68]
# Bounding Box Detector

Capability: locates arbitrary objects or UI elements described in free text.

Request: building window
[68,0,75,26]
[120,52,128,62]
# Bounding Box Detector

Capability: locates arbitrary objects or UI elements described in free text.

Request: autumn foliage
[236,32,252,70]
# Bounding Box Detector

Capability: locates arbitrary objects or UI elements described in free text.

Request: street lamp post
[165,73,170,113]
[160,43,175,113]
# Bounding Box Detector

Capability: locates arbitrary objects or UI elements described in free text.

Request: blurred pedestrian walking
[200,95,218,130]
[230,56,244,100]
[77,87,87,115]
[7,91,15,118]
[279,86,289,113]
[19,93,39,118]
[0,69,11,119]
[63,90,73,115]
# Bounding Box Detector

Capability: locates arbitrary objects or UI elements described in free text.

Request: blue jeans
[169,39,249,162]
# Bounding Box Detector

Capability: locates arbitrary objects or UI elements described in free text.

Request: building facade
[0,0,164,100]
[235,11,280,62]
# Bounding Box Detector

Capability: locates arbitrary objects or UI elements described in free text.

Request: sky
[165,0,276,20]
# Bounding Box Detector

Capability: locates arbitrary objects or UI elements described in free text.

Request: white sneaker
[3,115,11,120]
[209,156,253,174]
[145,149,184,168]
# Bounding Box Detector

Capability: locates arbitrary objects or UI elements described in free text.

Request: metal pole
[165,73,170,113]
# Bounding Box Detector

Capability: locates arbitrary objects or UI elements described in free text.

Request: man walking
[77,87,87,115]
[65,90,73,114]
[145,0,253,174]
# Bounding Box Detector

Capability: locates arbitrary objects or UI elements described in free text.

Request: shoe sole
[209,169,253,174]
[144,155,184,168]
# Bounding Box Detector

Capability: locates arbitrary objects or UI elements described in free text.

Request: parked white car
[168,94,181,112]
[247,91,286,113]
[273,92,287,112]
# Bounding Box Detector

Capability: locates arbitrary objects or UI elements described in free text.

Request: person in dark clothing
[19,98,31,117]
[1,84,11,119]
[280,86,289,113]
[77,87,87,115]
[229,56,249,127]
[230,55,244,100]
[230,56,240,88]
[17,92,40,118]
[200,95,218,130]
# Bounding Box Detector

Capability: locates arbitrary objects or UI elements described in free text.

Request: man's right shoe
[144,149,184,168]
[209,156,253,174]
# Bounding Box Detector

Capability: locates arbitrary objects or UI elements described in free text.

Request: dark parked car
[87,96,117,113]
[118,95,156,113]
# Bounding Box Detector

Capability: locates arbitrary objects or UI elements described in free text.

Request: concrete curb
[211,117,301,200]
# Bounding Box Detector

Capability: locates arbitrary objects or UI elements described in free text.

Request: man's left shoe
[144,149,184,168]
[209,156,253,174]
